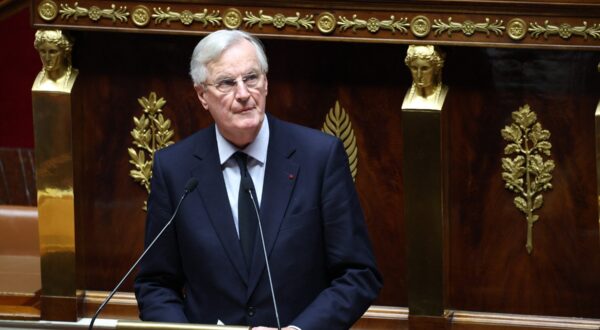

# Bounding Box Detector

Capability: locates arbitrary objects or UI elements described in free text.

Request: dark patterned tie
[233,152,258,271]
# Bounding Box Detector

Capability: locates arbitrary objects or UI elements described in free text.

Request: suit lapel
[247,116,299,298]
[191,126,248,284]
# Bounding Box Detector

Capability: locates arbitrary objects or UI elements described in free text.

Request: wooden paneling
[445,47,600,318]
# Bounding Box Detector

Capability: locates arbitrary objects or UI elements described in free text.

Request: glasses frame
[203,72,264,94]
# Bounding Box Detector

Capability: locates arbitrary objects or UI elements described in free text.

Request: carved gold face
[407,57,436,89]
[37,41,65,74]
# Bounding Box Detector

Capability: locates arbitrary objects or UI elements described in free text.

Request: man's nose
[234,81,251,100]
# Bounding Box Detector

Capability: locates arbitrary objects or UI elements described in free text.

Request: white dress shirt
[216,116,269,237]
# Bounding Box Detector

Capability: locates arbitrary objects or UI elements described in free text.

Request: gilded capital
[32,29,78,92]
[402,45,448,111]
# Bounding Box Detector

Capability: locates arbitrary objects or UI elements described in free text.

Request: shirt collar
[216,116,269,165]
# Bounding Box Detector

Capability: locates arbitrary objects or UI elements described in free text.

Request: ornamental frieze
[34,0,600,48]
[529,20,600,40]
[432,18,505,37]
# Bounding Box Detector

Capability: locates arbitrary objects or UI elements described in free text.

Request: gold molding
[59,2,129,22]
[501,104,555,254]
[128,92,175,209]
[321,101,358,181]
[152,7,221,26]
[411,15,431,37]
[317,12,336,34]
[529,20,600,40]
[36,3,600,46]
[243,10,314,30]
[433,17,505,36]
[223,8,242,29]
[507,18,527,40]
[131,5,150,27]
[337,14,409,33]
[38,0,58,21]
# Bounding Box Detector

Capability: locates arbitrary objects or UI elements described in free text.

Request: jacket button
[247,306,256,317]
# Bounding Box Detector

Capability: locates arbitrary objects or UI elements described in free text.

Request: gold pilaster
[402,44,448,319]
[32,29,80,321]
[402,108,445,317]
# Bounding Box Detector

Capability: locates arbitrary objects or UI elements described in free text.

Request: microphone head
[184,178,199,193]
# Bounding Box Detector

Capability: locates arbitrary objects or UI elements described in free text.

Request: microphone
[88,178,199,330]
[246,188,281,330]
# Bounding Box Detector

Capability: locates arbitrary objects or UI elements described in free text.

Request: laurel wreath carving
[529,20,600,40]
[337,15,409,33]
[501,104,554,254]
[152,7,221,26]
[243,10,314,30]
[59,2,129,22]
[128,92,175,209]
[321,101,358,181]
[432,17,504,36]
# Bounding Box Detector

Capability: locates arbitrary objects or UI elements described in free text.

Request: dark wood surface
[445,47,600,318]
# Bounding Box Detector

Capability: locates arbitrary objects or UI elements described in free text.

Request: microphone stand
[88,179,197,330]
[248,191,281,330]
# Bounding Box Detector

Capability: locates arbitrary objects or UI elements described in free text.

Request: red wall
[0,7,38,148]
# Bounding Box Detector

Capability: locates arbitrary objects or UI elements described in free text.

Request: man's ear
[195,85,209,110]
[263,76,268,96]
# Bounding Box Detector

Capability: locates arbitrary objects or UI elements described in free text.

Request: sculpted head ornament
[402,45,448,110]
[33,29,77,91]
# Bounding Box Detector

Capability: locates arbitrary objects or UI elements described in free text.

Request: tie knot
[233,152,249,175]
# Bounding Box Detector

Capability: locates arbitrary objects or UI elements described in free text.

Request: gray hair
[189,30,269,87]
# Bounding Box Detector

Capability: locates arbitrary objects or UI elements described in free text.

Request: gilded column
[401,45,450,329]
[31,29,81,321]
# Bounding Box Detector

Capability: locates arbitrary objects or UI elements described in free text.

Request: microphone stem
[88,191,189,330]
[248,190,281,330]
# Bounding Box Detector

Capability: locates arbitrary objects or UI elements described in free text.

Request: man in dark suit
[134,29,382,330]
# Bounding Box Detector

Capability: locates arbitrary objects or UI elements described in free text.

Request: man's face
[38,42,64,73]
[408,58,435,89]
[196,39,268,147]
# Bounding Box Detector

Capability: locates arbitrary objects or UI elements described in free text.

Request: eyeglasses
[204,72,263,94]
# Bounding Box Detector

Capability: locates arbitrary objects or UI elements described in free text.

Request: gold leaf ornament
[501,104,555,254]
[321,101,358,181]
[128,92,175,209]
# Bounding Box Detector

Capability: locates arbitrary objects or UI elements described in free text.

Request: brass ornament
[33,29,78,92]
[411,15,431,38]
[501,104,555,254]
[152,7,221,26]
[433,17,504,36]
[321,101,358,181]
[338,14,409,34]
[223,8,242,29]
[244,10,314,30]
[507,18,527,40]
[132,5,150,27]
[38,0,58,21]
[529,20,600,40]
[128,92,175,209]
[317,12,336,34]
[59,2,129,22]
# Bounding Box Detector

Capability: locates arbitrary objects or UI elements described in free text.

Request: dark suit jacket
[134,114,382,329]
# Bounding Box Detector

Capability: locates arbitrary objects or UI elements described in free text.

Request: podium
[11,0,600,329]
